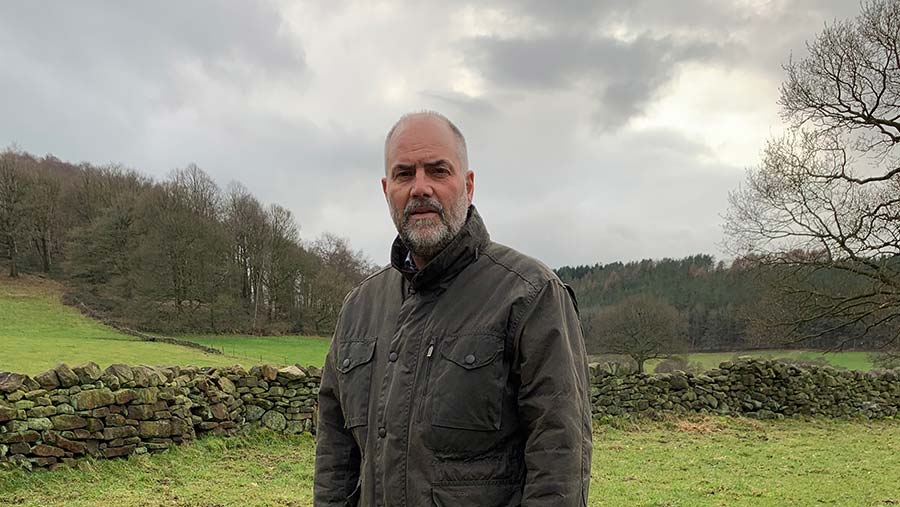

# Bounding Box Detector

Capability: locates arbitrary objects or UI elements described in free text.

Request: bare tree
[224,183,267,305]
[304,233,376,334]
[588,294,688,374]
[25,161,63,273]
[262,203,302,323]
[171,163,222,221]
[725,0,900,355]
[131,167,229,328]
[0,149,29,278]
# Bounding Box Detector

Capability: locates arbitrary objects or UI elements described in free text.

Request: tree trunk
[40,234,50,273]
[7,235,18,278]
[31,234,51,273]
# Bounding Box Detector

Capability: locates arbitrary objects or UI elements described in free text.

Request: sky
[0,0,862,268]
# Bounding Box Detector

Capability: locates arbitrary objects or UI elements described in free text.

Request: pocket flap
[440,335,503,370]
[432,481,521,506]
[336,340,376,373]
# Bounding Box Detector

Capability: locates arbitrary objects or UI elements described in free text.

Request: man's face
[382,115,474,263]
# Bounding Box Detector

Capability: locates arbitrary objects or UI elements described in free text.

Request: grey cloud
[479,0,854,37]
[419,90,498,117]
[0,1,341,250]
[0,0,873,269]
[0,0,307,172]
[0,1,305,109]
[465,34,736,130]
[471,0,863,84]
[463,119,740,266]
[457,0,864,132]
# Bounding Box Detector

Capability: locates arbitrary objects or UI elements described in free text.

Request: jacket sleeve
[514,279,593,506]
[314,343,362,506]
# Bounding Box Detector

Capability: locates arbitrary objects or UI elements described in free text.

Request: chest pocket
[336,338,376,429]
[431,334,505,431]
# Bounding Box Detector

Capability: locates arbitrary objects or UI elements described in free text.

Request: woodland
[0,152,373,336]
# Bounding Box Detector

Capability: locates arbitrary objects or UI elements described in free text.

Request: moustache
[402,198,445,223]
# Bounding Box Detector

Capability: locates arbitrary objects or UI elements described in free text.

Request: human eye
[393,167,414,180]
[431,164,451,176]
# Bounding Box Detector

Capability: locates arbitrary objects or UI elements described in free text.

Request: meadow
[0,276,326,375]
[2,276,900,506]
[1,275,877,377]
[172,333,330,370]
[642,349,875,372]
[1,417,898,506]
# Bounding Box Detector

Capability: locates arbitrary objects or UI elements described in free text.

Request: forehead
[386,116,460,165]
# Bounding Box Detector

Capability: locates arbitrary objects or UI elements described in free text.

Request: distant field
[1,417,898,506]
[0,274,877,376]
[0,276,242,375]
[175,333,330,368]
[591,349,876,372]
[668,350,874,371]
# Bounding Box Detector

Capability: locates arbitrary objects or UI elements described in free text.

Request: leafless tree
[0,149,28,277]
[224,183,267,305]
[303,233,376,334]
[587,294,688,374]
[725,0,900,356]
[170,163,222,221]
[262,203,301,322]
[25,161,63,273]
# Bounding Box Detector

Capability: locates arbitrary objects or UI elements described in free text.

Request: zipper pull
[426,344,434,358]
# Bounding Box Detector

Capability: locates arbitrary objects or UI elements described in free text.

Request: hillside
[558,255,897,355]
[0,274,240,375]
[0,151,373,336]
[558,255,755,352]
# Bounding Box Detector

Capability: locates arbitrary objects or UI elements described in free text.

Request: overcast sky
[0,1,861,268]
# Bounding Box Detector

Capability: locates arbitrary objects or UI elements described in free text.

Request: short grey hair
[384,111,468,172]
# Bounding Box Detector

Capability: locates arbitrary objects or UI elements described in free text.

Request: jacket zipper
[416,339,436,423]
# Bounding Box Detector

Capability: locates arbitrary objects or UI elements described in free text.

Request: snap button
[378,427,386,438]
[388,352,398,362]
[341,358,351,368]
[464,354,476,365]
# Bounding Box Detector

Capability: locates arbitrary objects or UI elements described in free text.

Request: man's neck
[412,254,430,270]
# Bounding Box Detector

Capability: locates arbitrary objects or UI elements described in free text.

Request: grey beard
[392,193,468,263]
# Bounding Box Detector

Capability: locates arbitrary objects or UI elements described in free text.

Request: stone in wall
[1,361,322,471]
[11,356,893,472]
[589,358,900,420]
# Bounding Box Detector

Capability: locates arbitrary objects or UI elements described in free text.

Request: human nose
[410,168,433,198]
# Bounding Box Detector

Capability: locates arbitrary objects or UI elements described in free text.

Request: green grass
[174,334,330,369]
[2,418,898,506]
[591,417,900,506]
[0,276,243,375]
[0,430,316,507]
[598,349,876,373]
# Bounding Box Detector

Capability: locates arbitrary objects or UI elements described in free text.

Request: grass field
[174,333,330,369]
[642,349,876,372]
[0,275,330,375]
[3,274,878,377]
[1,417,898,506]
[0,276,243,375]
[2,275,899,505]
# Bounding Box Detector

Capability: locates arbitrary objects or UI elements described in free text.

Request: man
[314,111,592,506]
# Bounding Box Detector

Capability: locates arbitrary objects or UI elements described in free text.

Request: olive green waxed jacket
[314,206,592,507]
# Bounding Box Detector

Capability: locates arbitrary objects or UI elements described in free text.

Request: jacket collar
[390,205,490,290]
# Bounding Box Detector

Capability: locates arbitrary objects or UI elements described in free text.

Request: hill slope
[0,275,241,375]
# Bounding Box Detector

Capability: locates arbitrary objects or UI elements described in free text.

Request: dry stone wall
[0,362,320,471]
[590,358,900,420]
[3,358,899,471]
